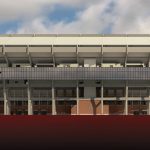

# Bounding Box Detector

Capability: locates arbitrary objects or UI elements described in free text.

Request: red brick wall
[56,105,77,115]
[11,105,28,115]
[108,105,124,115]
[33,105,52,115]
[128,105,147,115]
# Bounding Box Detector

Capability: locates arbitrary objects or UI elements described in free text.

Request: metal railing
[0,67,150,80]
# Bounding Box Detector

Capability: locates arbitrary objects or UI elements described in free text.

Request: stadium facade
[0,34,150,115]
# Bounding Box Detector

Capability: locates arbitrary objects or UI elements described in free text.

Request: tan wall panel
[29,47,51,52]
[79,100,101,115]
[103,47,126,52]
[103,105,109,114]
[78,46,101,53]
[128,47,150,52]
[4,47,26,52]
[71,105,77,115]
[53,46,76,52]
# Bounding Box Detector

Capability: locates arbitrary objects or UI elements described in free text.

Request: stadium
[0,34,150,115]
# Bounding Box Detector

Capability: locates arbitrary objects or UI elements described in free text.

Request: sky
[0,0,150,34]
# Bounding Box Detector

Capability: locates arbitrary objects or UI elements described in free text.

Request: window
[8,88,27,98]
[40,110,47,115]
[128,88,148,97]
[57,101,64,105]
[66,89,72,97]
[33,101,39,105]
[116,89,124,97]
[79,87,84,97]
[56,88,76,97]
[96,87,101,97]
[57,89,64,97]
[104,88,124,97]
[32,88,52,98]
[15,81,19,84]
[0,101,4,105]
[40,101,48,105]
[141,101,147,105]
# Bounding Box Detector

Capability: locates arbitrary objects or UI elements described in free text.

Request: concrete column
[27,46,33,67]
[52,45,56,67]
[76,81,79,115]
[27,81,33,115]
[52,81,56,115]
[76,45,79,64]
[3,46,9,67]
[101,81,104,115]
[3,80,10,115]
[101,45,103,67]
[124,45,128,67]
[124,81,128,115]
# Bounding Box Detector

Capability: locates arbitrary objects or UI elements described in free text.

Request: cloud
[112,0,150,33]
[7,0,114,34]
[0,0,49,21]
[0,0,101,21]
[2,0,150,34]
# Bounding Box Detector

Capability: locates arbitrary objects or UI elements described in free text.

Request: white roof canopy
[0,34,150,45]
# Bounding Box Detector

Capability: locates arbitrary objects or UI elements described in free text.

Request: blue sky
[0,0,150,34]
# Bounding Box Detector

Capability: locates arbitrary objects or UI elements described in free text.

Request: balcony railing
[0,67,150,80]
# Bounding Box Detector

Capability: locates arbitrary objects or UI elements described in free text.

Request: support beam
[27,80,33,115]
[76,81,79,115]
[2,46,9,67]
[124,45,128,67]
[52,46,56,67]
[100,45,103,67]
[52,81,56,115]
[147,53,150,67]
[3,80,10,115]
[76,45,79,64]
[125,81,128,115]
[101,81,104,115]
[27,46,33,67]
